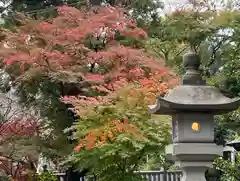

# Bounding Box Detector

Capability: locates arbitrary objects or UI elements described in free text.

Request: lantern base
[165,143,223,181]
[177,161,211,181]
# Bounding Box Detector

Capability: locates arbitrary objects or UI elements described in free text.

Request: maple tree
[0,5,172,91]
[64,87,172,181]
[0,4,178,179]
[0,2,177,157]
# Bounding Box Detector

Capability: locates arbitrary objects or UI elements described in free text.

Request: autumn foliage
[0,5,177,176]
[0,5,176,95]
[0,106,39,180]
[74,119,144,152]
[0,118,37,138]
[68,86,172,181]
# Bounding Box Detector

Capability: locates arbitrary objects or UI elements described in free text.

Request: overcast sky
[164,0,188,8]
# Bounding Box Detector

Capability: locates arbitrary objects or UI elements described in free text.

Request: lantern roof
[226,140,240,151]
[149,52,240,115]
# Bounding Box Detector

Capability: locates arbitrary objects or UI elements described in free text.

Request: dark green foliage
[0,176,9,181]
[14,76,78,159]
[1,0,86,28]
[1,0,84,13]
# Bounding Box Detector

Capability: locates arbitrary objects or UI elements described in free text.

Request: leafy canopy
[67,87,171,181]
[0,4,177,166]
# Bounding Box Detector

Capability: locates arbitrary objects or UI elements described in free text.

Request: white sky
[163,0,188,10]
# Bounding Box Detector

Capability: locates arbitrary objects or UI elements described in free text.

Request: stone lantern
[223,146,236,162]
[149,52,240,181]
[227,140,240,151]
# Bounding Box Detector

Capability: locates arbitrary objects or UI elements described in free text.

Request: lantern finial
[182,52,205,85]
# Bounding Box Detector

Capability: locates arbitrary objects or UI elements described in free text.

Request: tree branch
[130,149,145,171]
[207,36,229,67]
